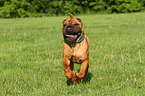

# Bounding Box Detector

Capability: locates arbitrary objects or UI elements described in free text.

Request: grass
[0,12,145,95]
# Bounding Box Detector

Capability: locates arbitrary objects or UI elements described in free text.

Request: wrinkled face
[62,18,83,42]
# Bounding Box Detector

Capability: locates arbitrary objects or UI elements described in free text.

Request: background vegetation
[0,0,145,18]
[0,12,145,95]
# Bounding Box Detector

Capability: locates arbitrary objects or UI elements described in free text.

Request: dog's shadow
[66,72,93,86]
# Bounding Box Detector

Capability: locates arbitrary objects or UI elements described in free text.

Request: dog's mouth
[63,32,81,42]
[65,33,81,37]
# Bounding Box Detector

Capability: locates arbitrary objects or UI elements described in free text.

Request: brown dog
[62,13,90,82]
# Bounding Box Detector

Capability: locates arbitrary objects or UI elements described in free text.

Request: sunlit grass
[0,12,145,95]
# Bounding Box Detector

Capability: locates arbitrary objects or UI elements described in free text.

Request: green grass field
[0,12,145,95]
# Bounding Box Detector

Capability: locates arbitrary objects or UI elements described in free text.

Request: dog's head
[62,13,84,42]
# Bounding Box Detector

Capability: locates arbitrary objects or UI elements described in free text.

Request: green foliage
[89,0,106,11]
[138,0,145,6]
[62,1,83,15]
[0,0,5,6]
[0,0,32,18]
[32,0,63,15]
[0,0,145,18]
[107,0,143,13]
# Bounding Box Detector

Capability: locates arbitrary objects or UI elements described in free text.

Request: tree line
[0,0,145,18]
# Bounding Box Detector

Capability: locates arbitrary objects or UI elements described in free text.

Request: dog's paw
[76,72,85,79]
[81,78,86,82]
[65,71,72,79]
[72,77,77,83]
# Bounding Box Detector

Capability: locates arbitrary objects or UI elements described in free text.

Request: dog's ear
[76,18,83,26]
[63,18,69,24]
[62,19,66,24]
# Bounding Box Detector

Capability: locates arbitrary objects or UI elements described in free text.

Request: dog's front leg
[70,60,77,82]
[63,57,72,79]
[76,60,89,82]
[63,57,77,82]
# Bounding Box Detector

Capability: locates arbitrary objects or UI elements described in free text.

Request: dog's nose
[67,27,72,31]
[66,25,73,32]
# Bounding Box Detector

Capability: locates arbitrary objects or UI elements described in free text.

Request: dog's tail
[68,13,74,19]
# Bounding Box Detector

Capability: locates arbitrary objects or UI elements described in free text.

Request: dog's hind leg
[81,64,89,82]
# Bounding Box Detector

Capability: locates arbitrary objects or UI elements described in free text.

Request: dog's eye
[74,24,79,26]
[63,24,66,27]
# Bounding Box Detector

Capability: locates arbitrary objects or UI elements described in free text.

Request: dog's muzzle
[66,25,73,33]
[63,25,82,42]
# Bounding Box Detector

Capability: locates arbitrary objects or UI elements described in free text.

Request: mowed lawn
[0,12,145,95]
